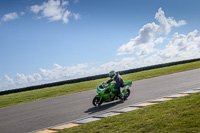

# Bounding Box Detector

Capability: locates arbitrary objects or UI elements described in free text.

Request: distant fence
[0,58,200,95]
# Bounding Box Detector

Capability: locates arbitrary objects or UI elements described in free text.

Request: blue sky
[0,0,200,91]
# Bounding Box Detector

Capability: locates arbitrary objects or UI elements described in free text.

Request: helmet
[109,70,116,79]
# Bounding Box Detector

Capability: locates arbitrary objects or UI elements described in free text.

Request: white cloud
[0,60,136,91]
[155,8,186,34]
[30,0,79,23]
[39,63,89,81]
[154,37,164,44]
[33,73,43,81]
[21,12,25,15]
[4,75,14,85]
[62,0,69,6]
[30,5,44,13]
[117,8,186,56]
[1,12,19,22]
[63,10,71,23]
[73,13,81,20]
[157,30,200,60]
[74,0,79,4]
[128,30,200,67]
[100,57,136,72]
[0,75,15,91]
[16,73,28,85]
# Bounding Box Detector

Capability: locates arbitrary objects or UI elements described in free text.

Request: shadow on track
[84,100,123,114]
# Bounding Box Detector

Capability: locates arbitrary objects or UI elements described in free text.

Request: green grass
[0,61,200,108]
[59,92,200,133]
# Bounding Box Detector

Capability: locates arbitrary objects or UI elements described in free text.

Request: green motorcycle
[93,80,132,107]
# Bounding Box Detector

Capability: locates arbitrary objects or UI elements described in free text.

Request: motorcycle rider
[106,70,125,100]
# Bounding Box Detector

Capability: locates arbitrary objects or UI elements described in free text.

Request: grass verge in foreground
[59,92,200,133]
[0,61,200,108]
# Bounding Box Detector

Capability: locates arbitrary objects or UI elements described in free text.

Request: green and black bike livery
[93,80,132,107]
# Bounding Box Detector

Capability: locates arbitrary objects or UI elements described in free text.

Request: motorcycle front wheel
[92,97,103,107]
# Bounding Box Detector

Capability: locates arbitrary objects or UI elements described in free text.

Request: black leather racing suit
[106,73,125,97]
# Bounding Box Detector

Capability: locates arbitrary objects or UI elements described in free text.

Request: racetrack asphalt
[0,69,200,133]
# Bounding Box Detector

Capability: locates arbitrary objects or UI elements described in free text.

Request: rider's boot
[119,87,125,101]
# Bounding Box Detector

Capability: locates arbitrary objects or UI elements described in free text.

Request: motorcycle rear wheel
[124,89,130,100]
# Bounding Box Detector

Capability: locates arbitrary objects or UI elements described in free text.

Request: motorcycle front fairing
[96,84,117,102]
